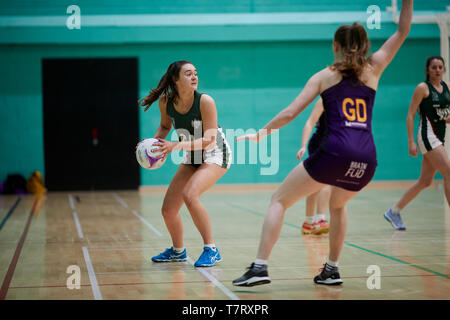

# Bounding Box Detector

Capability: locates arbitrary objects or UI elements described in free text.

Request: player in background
[296,98,331,235]
[384,56,450,230]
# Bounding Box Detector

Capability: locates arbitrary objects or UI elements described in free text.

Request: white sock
[391,206,400,214]
[305,216,314,224]
[327,259,338,268]
[254,258,268,266]
[315,214,326,222]
[173,247,185,253]
[204,243,216,250]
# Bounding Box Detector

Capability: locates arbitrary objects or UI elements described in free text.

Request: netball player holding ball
[139,60,231,267]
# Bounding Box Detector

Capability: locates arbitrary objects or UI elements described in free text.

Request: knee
[270,193,289,211]
[182,189,199,207]
[161,206,177,219]
[417,177,433,189]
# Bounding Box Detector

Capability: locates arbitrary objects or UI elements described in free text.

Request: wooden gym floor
[0,183,449,300]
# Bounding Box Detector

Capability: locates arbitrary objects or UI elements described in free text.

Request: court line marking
[0,197,21,231]
[82,246,103,300]
[113,193,239,300]
[131,210,162,237]
[0,197,38,299]
[344,242,450,280]
[113,193,128,208]
[93,261,450,275]
[186,257,240,300]
[228,202,450,280]
[72,212,84,239]
[112,193,161,236]
[68,194,75,210]
[7,273,448,291]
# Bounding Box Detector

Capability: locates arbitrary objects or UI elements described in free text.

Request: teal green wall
[0,0,447,15]
[0,38,442,185]
[0,1,446,186]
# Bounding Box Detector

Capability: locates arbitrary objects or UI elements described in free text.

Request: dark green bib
[419,81,450,141]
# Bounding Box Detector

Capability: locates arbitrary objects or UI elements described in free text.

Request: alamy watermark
[66,5,81,30]
[366,5,381,30]
[66,265,81,289]
[366,265,381,290]
[168,127,280,176]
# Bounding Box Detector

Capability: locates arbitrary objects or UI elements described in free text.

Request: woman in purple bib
[232,0,413,286]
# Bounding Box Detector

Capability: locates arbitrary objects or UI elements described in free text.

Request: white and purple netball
[136,138,166,170]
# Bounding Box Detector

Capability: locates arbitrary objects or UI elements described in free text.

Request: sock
[204,243,216,250]
[391,206,400,214]
[173,247,185,253]
[305,216,314,224]
[315,214,326,222]
[254,258,268,266]
[326,259,338,269]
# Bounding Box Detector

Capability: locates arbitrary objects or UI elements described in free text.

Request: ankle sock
[204,243,216,250]
[254,258,268,266]
[315,214,326,222]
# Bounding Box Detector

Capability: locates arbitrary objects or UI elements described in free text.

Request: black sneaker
[314,263,343,285]
[232,263,271,287]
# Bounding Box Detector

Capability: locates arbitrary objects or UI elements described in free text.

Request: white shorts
[181,128,232,169]
[417,119,443,154]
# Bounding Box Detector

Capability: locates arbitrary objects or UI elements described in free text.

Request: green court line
[228,202,450,280]
[343,242,450,279]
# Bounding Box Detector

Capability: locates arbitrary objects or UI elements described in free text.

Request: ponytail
[330,23,370,81]
[138,60,192,111]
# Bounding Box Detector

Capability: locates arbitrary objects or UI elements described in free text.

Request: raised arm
[297,98,324,160]
[370,0,413,77]
[406,82,426,157]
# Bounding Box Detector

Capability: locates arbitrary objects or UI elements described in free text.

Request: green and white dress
[417,80,450,154]
[166,90,232,169]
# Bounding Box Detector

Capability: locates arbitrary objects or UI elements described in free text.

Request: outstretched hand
[235,133,260,143]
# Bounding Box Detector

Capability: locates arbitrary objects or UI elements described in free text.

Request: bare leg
[316,185,332,214]
[422,146,450,206]
[182,163,228,245]
[395,155,437,210]
[305,192,319,219]
[328,187,359,262]
[257,163,325,260]
[161,164,196,248]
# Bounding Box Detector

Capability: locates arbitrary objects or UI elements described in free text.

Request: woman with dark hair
[384,56,450,231]
[232,0,413,286]
[138,60,231,267]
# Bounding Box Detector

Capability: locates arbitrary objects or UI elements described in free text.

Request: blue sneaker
[194,246,222,267]
[384,209,406,231]
[151,247,187,262]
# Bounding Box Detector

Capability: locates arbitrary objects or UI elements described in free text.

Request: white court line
[82,246,103,300]
[187,257,240,300]
[131,210,162,237]
[68,194,75,210]
[113,193,128,208]
[112,193,239,300]
[72,212,84,239]
[112,193,161,236]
